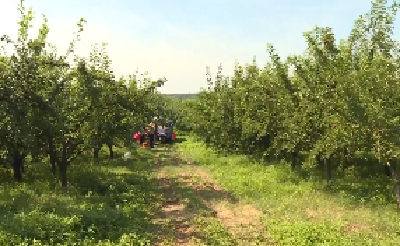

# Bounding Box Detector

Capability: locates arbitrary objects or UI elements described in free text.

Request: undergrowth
[0,145,162,246]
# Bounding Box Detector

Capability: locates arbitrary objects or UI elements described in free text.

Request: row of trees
[0,1,170,187]
[177,0,400,204]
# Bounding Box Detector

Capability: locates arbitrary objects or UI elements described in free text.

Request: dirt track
[151,146,272,246]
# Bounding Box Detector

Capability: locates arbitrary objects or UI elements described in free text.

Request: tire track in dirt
[152,147,205,246]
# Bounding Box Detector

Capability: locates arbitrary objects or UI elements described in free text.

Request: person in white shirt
[158,124,166,144]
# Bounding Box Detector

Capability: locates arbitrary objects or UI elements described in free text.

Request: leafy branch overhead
[0,0,168,186]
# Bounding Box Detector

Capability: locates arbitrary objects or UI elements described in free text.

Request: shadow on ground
[277,153,400,208]
[173,137,187,144]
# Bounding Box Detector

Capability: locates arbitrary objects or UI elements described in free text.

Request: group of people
[138,119,173,148]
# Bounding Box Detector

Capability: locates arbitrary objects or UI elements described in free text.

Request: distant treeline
[163,94,199,100]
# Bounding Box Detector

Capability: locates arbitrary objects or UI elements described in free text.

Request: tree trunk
[385,164,392,177]
[343,148,350,170]
[387,161,400,206]
[51,158,57,175]
[59,161,67,188]
[316,153,324,169]
[12,151,23,182]
[107,142,114,159]
[21,153,26,174]
[326,155,332,185]
[94,147,100,160]
[58,143,68,187]
[291,151,298,171]
[48,137,57,175]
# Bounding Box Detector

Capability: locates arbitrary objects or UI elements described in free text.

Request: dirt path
[151,146,273,246]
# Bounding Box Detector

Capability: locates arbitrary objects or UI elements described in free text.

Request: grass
[0,142,244,246]
[2,137,399,245]
[176,135,400,246]
[0,145,163,246]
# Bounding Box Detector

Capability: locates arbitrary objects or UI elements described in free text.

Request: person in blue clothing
[158,124,166,144]
[166,121,173,144]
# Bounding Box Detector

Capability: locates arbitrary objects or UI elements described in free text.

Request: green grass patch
[176,136,400,246]
[0,145,163,246]
[193,216,236,246]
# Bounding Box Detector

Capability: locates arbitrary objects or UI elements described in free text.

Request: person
[164,124,169,143]
[139,127,146,145]
[158,124,166,144]
[148,120,156,148]
[166,121,173,144]
[154,119,158,145]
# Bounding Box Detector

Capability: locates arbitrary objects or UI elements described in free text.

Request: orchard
[2,0,400,245]
[177,0,400,205]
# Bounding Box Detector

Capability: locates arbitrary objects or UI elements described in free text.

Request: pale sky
[1,0,399,94]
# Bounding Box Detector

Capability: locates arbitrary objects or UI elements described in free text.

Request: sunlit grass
[177,136,400,246]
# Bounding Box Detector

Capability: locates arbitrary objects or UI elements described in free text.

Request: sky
[1,0,399,94]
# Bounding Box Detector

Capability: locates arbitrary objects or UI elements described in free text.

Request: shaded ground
[0,145,162,246]
[150,145,272,246]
